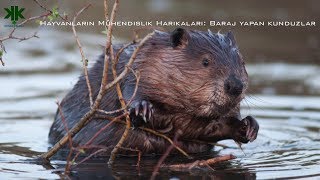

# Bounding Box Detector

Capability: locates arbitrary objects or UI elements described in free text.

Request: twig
[105,32,154,90]
[10,32,39,42]
[126,67,140,105]
[104,0,109,22]
[71,4,93,106]
[99,0,119,98]
[140,127,190,158]
[151,132,180,180]
[86,118,116,146]
[108,44,141,165]
[162,154,236,171]
[33,0,68,21]
[17,13,51,26]
[71,145,112,165]
[41,110,95,160]
[96,68,140,116]
[108,16,132,165]
[101,0,122,166]
[90,0,120,114]
[94,115,190,158]
[56,101,73,174]
[0,43,5,66]
[70,117,117,164]
[97,108,125,115]
[114,42,134,64]
[136,149,141,168]
[72,146,140,167]
[132,26,164,42]
[75,148,108,166]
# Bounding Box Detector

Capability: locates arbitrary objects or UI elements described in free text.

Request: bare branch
[93,115,191,158]
[107,0,132,165]
[96,67,140,116]
[17,12,51,26]
[140,127,190,158]
[56,101,73,174]
[33,0,68,21]
[0,0,67,66]
[105,32,154,90]
[71,4,93,106]
[151,133,180,180]
[163,154,236,171]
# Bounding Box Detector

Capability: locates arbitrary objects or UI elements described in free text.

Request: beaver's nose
[224,75,243,97]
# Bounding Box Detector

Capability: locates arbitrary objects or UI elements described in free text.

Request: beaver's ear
[170,28,189,48]
[226,30,236,46]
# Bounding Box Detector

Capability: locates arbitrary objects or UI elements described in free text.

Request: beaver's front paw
[236,116,259,143]
[129,100,154,128]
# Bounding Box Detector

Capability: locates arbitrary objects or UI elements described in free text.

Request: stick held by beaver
[49,28,259,154]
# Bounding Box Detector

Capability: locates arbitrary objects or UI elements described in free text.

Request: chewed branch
[163,154,236,171]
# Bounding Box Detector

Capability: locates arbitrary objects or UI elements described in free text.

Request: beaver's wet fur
[49,28,259,154]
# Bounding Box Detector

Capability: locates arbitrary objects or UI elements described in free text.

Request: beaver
[49,28,259,154]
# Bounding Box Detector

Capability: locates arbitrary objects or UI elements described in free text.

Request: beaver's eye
[202,58,209,67]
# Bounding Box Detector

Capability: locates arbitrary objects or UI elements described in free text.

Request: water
[1,0,320,178]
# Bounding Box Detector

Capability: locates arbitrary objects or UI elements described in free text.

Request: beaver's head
[137,28,248,118]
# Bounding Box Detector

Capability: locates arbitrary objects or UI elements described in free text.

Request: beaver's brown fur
[49,28,259,154]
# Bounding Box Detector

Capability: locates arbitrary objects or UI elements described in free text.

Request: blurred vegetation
[0,0,319,64]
